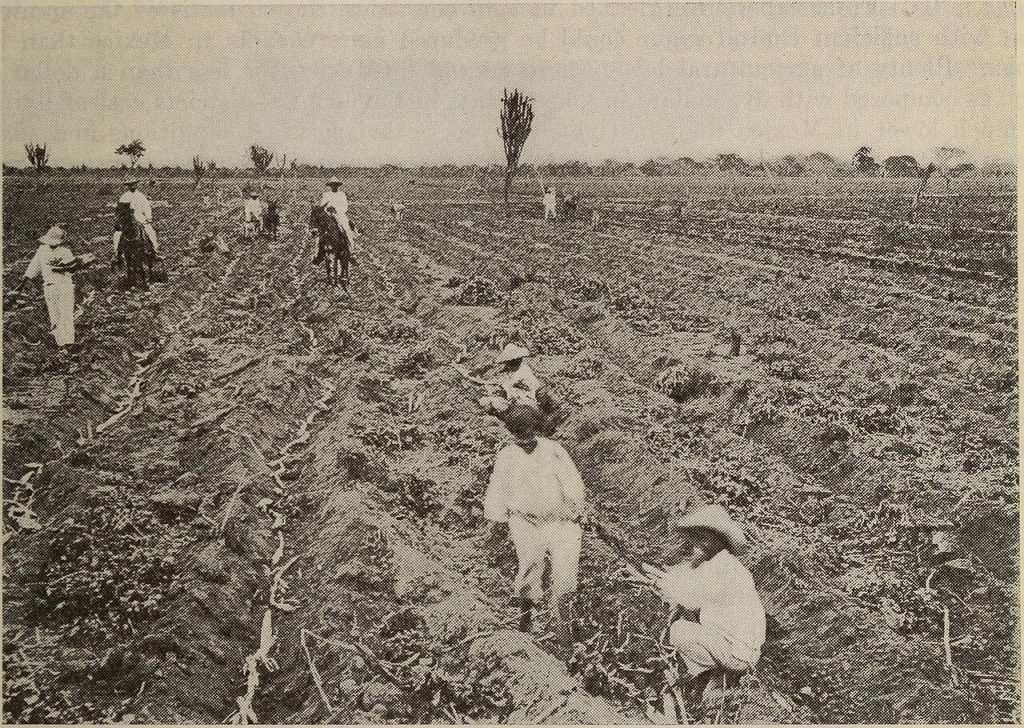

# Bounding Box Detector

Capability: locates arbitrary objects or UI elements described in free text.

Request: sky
[1,2,1017,167]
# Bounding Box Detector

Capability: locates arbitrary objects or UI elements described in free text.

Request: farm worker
[477,343,541,411]
[390,199,405,221]
[320,177,357,241]
[483,404,586,642]
[642,504,766,681]
[313,177,357,263]
[113,178,160,255]
[543,186,557,220]
[243,193,263,236]
[16,225,77,346]
[475,343,567,435]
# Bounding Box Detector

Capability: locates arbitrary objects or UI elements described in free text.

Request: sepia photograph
[1,2,1018,724]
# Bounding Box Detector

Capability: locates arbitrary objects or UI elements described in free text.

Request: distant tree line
[10,144,1008,180]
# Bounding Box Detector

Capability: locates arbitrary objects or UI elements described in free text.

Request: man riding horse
[113,179,155,287]
[309,204,354,288]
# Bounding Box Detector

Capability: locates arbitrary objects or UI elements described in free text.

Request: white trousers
[43,279,75,346]
[507,515,581,603]
[668,620,758,676]
[544,203,557,220]
[329,210,357,250]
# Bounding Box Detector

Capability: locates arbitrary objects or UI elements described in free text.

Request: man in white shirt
[484,404,586,643]
[113,179,159,256]
[17,225,77,347]
[543,186,557,220]
[643,505,766,682]
[243,193,263,239]
[312,177,357,263]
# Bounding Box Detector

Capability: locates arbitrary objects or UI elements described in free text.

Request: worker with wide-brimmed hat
[642,504,766,680]
[468,342,566,435]
[16,224,78,347]
[113,177,159,257]
[313,176,357,263]
[483,404,586,644]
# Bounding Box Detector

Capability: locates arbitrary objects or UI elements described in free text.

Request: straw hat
[327,177,341,186]
[495,343,530,364]
[675,504,747,555]
[40,225,65,247]
[123,177,139,186]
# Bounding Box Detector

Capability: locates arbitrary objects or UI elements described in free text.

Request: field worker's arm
[658,563,712,611]
[552,444,586,516]
[483,449,512,522]
[137,194,153,221]
[24,248,43,280]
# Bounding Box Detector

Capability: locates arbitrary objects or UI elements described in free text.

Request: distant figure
[263,200,280,240]
[113,178,159,256]
[243,193,263,239]
[543,186,557,220]
[564,193,578,220]
[390,200,406,221]
[16,225,77,347]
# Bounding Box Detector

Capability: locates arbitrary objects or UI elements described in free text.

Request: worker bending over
[476,343,566,435]
[643,505,765,685]
[484,405,586,646]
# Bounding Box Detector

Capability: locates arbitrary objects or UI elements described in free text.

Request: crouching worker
[483,405,586,648]
[643,505,765,686]
[477,343,566,435]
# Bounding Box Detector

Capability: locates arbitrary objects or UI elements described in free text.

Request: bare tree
[249,145,274,176]
[24,142,48,173]
[498,88,534,212]
[116,139,146,168]
[192,155,205,187]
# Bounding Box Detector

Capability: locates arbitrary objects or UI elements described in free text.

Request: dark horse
[309,205,352,289]
[115,202,154,288]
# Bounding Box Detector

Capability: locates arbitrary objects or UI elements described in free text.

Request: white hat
[327,177,341,186]
[495,343,530,364]
[676,504,747,555]
[40,225,65,247]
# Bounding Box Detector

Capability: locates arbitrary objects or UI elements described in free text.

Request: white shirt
[543,191,556,208]
[484,438,585,523]
[320,189,349,215]
[119,190,153,224]
[657,551,766,657]
[25,243,75,285]
[501,362,541,404]
[244,198,263,221]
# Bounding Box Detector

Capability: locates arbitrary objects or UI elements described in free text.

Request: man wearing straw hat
[312,177,357,263]
[483,404,586,645]
[15,224,78,348]
[113,177,159,258]
[643,504,766,680]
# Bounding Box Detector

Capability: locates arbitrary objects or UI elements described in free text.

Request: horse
[115,201,153,288]
[309,205,352,289]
